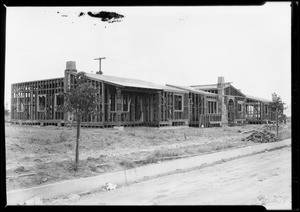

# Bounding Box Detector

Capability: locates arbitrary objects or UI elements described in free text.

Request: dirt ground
[47,146,291,209]
[5,121,291,191]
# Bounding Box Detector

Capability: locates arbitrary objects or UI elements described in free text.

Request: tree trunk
[74,114,81,171]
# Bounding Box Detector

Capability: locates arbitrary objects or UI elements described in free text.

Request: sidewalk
[6,138,291,205]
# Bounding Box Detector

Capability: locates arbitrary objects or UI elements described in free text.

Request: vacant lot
[5,122,291,191]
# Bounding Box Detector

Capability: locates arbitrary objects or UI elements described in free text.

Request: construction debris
[105,182,117,190]
[41,177,48,182]
[238,129,256,134]
[242,130,277,143]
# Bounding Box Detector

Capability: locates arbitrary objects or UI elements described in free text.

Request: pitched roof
[190,83,231,90]
[246,95,271,103]
[12,77,64,85]
[190,84,218,90]
[166,84,218,96]
[85,73,188,93]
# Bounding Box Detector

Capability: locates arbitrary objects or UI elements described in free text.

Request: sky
[5,3,292,116]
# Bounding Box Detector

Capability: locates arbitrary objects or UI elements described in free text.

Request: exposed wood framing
[11,78,64,125]
[11,72,273,128]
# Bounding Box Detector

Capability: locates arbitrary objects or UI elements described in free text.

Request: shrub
[119,160,135,169]
[89,165,98,172]
[141,155,158,164]
[146,135,156,139]
[29,136,40,143]
[58,132,67,143]
[128,132,136,137]
[45,139,51,145]
[154,149,182,158]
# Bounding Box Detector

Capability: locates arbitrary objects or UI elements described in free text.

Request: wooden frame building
[166,84,222,128]
[11,61,276,128]
[190,77,276,126]
[11,61,189,127]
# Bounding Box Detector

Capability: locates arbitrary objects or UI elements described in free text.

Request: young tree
[269,93,287,138]
[63,72,102,171]
[269,93,287,123]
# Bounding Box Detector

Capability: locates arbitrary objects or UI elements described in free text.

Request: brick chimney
[66,61,77,72]
[217,76,227,126]
[218,76,224,84]
[64,61,77,125]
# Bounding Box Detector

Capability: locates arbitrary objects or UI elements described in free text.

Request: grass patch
[277,130,291,141]
[128,132,136,137]
[29,135,52,145]
[139,155,158,165]
[58,132,67,143]
[213,142,236,151]
[137,149,186,165]
[119,159,136,169]
[89,165,98,172]
[146,134,157,139]
[153,149,183,158]
[29,136,41,143]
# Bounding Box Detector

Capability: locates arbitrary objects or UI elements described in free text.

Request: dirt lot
[5,121,291,191]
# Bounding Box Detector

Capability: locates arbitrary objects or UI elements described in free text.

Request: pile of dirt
[242,130,277,143]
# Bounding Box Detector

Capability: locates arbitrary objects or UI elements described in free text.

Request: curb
[7,139,291,205]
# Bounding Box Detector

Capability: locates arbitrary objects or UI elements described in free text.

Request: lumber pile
[242,130,277,143]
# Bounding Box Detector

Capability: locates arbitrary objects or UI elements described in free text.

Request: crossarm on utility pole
[94,57,106,75]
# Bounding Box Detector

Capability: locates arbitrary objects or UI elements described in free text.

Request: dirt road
[46,146,291,209]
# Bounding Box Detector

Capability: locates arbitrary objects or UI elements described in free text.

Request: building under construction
[10,61,276,128]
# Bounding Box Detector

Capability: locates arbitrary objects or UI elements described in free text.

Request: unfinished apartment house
[190,77,276,126]
[11,61,189,127]
[11,61,276,128]
[165,84,221,127]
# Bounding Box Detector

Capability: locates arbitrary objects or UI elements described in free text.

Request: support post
[158,92,161,123]
[75,113,81,171]
[102,83,105,122]
[30,91,33,120]
[11,84,14,120]
[116,88,122,126]
[150,95,153,122]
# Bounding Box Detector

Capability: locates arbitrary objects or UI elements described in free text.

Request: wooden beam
[101,82,105,122]
[150,94,153,122]
[158,92,161,122]
[116,88,122,125]
[132,95,135,122]
[118,87,161,94]
[172,93,175,119]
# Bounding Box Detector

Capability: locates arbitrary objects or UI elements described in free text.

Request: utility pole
[94,57,106,75]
